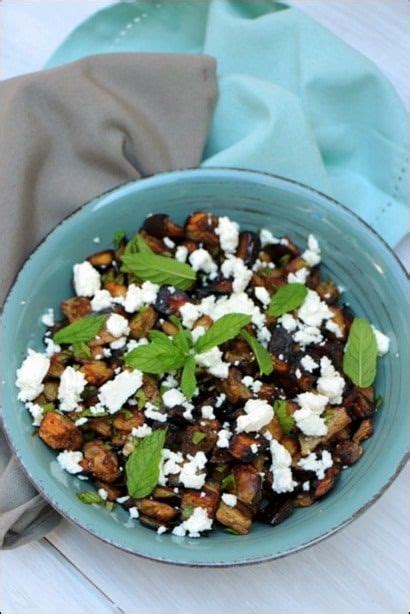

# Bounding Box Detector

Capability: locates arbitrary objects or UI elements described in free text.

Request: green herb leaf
[72,341,91,360]
[124,340,186,374]
[375,395,384,409]
[273,400,295,435]
[173,329,192,355]
[194,313,252,354]
[113,229,126,249]
[40,402,55,413]
[181,504,194,519]
[192,431,206,445]
[148,330,174,346]
[216,464,228,473]
[181,356,197,400]
[221,474,236,490]
[105,501,115,512]
[267,283,308,317]
[76,491,105,505]
[54,315,107,345]
[279,254,291,266]
[119,409,134,419]
[343,318,377,387]
[240,329,274,375]
[136,389,147,410]
[121,236,196,291]
[125,429,167,499]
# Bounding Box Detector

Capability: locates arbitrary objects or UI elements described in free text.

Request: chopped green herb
[240,329,273,376]
[375,395,384,409]
[279,254,291,266]
[76,491,105,505]
[221,474,236,490]
[71,341,91,360]
[113,229,126,249]
[181,504,194,519]
[119,409,134,420]
[136,389,147,410]
[273,400,295,434]
[40,402,55,413]
[192,431,206,445]
[181,356,197,400]
[216,464,228,473]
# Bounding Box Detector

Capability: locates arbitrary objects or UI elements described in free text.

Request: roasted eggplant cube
[39,412,83,450]
[142,214,184,240]
[81,440,121,483]
[235,231,261,265]
[269,325,294,363]
[333,440,363,465]
[232,464,262,512]
[181,486,220,519]
[136,499,179,524]
[48,352,71,378]
[112,409,145,433]
[185,211,219,249]
[218,367,252,405]
[299,407,351,456]
[88,417,113,439]
[182,423,219,455]
[229,433,260,462]
[344,386,375,419]
[257,498,294,526]
[155,286,190,316]
[87,250,115,268]
[313,465,341,499]
[80,361,113,386]
[216,500,252,535]
[61,297,91,322]
[129,305,158,339]
[352,418,374,443]
[94,481,121,501]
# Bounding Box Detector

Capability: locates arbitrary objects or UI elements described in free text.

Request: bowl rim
[2,166,409,567]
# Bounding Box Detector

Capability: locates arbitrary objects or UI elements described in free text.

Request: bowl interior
[2,168,408,566]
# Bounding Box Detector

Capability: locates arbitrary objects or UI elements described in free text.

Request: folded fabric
[0,52,217,547]
[47,0,408,247]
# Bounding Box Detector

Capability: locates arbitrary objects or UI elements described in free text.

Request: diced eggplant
[295,493,315,507]
[269,325,294,362]
[141,374,161,406]
[181,422,219,455]
[313,465,341,498]
[95,481,121,501]
[88,328,117,348]
[344,386,374,419]
[138,514,163,531]
[81,440,121,483]
[229,433,260,463]
[88,417,112,439]
[136,499,179,523]
[61,297,91,322]
[185,211,219,249]
[262,415,284,442]
[280,435,299,457]
[88,250,115,268]
[79,361,113,386]
[139,230,172,255]
[142,214,184,240]
[155,286,189,316]
[263,237,300,263]
[152,485,181,506]
[299,407,351,455]
[232,464,262,512]
[197,277,233,298]
[352,418,374,443]
[43,380,59,402]
[129,305,158,339]
[217,368,252,405]
[257,498,294,526]
[112,409,145,433]
[224,338,254,367]
[181,484,220,519]
[235,231,261,265]
[333,440,363,465]
[316,280,339,305]
[103,281,127,298]
[48,351,71,378]
[216,501,252,535]
[39,412,83,450]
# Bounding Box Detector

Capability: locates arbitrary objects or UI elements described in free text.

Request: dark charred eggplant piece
[112,409,145,433]
[139,230,172,255]
[103,280,127,298]
[138,514,163,531]
[152,485,181,506]
[235,231,261,265]
[316,280,340,305]
[344,386,375,419]
[269,325,294,362]
[232,464,262,512]
[79,361,114,386]
[43,380,59,402]
[155,286,190,316]
[229,433,260,462]
[136,498,179,524]
[185,211,219,249]
[313,465,341,498]
[39,412,83,450]
[333,440,363,465]
[217,367,252,405]
[142,214,184,240]
[196,277,233,298]
[129,305,158,339]
[88,417,112,439]
[80,440,121,483]
[95,481,121,501]
[181,485,220,519]
[181,422,219,456]
[257,498,294,526]
[164,423,184,450]
[88,250,115,268]
[48,351,71,378]
[61,297,91,322]
[262,236,300,263]
[216,500,252,535]
[352,418,374,443]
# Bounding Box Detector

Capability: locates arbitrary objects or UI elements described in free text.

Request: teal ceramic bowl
[2,168,408,566]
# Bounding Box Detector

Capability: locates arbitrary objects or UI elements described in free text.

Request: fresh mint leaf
[194,313,252,354]
[113,229,126,249]
[273,400,295,435]
[192,431,206,445]
[343,318,377,387]
[267,283,307,317]
[221,474,236,490]
[72,341,91,360]
[124,339,186,374]
[125,428,167,498]
[181,356,197,400]
[53,315,107,344]
[240,329,274,375]
[148,330,174,346]
[76,491,105,505]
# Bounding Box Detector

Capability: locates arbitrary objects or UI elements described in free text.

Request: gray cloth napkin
[0,52,217,548]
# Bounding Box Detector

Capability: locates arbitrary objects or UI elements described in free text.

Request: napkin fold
[0,52,217,547]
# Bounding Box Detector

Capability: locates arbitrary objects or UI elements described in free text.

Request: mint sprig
[240,329,273,376]
[267,283,307,317]
[194,313,252,354]
[125,428,167,499]
[273,400,295,434]
[53,315,107,344]
[343,317,377,387]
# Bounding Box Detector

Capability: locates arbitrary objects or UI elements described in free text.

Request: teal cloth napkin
[47,0,408,247]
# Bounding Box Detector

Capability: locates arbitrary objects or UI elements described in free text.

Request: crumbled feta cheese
[241,376,262,394]
[215,393,226,408]
[316,357,345,404]
[194,347,229,379]
[103,348,112,358]
[88,403,106,415]
[144,403,167,423]
[297,290,332,327]
[302,234,321,267]
[294,392,328,437]
[300,355,319,373]
[123,281,159,313]
[302,480,310,491]
[58,366,86,412]
[41,308,55,327]
[179,452,207,489]
[98,370,143,413]
[216,216,239,254]
[295,368,302,379]
[162,373,178,389]
[325,319,343,338]
[259,228,281,247]
[91,289,113,311]
[74,417,88,427]
[254,286,270,306]
[221,255,252,293]
[110,337,127,349]
[371,326,390,356]
[189,248,218,276]
[158,448,184,485]
[16,350,50,402]
[106,313,130,338]
[278,314,298,332]
[131,424,152,438]
[57,450,83,474]
[201,405,215,420]
[157,525,167,535]
[179,302,201,329]
[293,324,323,347]
[172,507,213,538]
[222,494,237,507]
[163,388,185,407]
[236,399,274,433]
[288,267,309,284]
[163,236,175,249]
[175,245,188,263]
[98,488,108,501]
[26,402,44,426]
[250,443,259,454]
[216,428,232,448]
[298,451,333,479]
[270,439,297,493]
[199,292,265,331]
[73,261,101,297]
[44,337,61,357]
[116,495,130,504]
[256,325,271,347]
[129,506,139,519]
[191,326,206,343]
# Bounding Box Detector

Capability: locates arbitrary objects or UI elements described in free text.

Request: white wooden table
[2,2,409,612]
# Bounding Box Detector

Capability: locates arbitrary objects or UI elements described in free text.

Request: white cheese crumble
[41,308,55,327]
[172,507,213,538]
[222,493,238,507]
[91,289,113,311]
[163,236,175,249]
[189,248,218,275]
[236,399,274,433]
[44,337,61,357]
[110,337,127,349]
[298,450,333,479]
[215,393,226,408]
[371,325,390,356]
[158,448,184,485]
[302,234,321,267]
[56,450,83,474]
[194,347,229,379]
[293,324,323,347]
[157,525,167,535]
[98,488,108,501]
[241,375,262,394]
[294,392,328,437]
[216,428,232,448]
[144,403,168,423]
[297,290,332,328]
[175,245,188,263]
[98,370,143,413]
[270,439,297,494]
[250,443,259,454]
[106,313,130,338]
[73,261,101,297]
[316,357,345,404]
[199,292,265,331]
[254,286,270,306]
[325,319,343,338]
[123,281,159,313]
[179,452,208,489]
[131,424,152,438]
[259,228,285,247]
[163,388,185,407]
[16,350,50,402]
[179,302,201,329]
[26,402,44,426]
[278,313,298,332]
[116,495,130,504]
[288,267,309,284]
[215,216,239,254]
[300,355,319,373]
[191,326,206,343]
[302,480,310,491]
[74,417,88,427]
[58,366,87,412]
[201,405,215,420]
[129,506,139,519]
[221,255,252,293]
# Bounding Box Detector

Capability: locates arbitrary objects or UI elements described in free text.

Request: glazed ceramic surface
[2,168,408,566]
